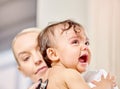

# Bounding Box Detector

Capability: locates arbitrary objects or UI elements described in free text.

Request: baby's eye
[71,39,79,45]
[85,41,90,46]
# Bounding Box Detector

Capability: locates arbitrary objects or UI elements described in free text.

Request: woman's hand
[28,81,41,89]
[28,79,48,89]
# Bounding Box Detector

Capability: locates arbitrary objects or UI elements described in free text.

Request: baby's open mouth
[79,54,88,63]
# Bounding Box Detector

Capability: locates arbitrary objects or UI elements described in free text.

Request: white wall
[88,0,120,87]
[37,0,89,29]
[0,50,31,89]
[0,0,36,88]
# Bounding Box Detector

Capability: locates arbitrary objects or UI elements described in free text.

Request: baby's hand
[84,69,119,89]
[92,73,116,89]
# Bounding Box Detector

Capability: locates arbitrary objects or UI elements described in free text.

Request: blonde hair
[12,27,41,65]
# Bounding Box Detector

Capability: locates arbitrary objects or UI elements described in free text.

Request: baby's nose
[81,44,88,51]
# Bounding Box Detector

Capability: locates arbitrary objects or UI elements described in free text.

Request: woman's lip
[35,66,48,74]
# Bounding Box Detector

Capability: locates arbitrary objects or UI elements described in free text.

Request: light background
[0,0,119,89]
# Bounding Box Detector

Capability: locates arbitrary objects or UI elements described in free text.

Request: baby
[38,19,116,89]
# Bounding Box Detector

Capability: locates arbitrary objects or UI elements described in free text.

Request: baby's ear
[46,48,59,62]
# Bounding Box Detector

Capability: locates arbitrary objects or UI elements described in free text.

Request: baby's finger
[113,81,117,87]
[111,77,117,87]
[101,74,105,80]
[106,72,111,79]
[111,75,115,81]
[91,80,98,85]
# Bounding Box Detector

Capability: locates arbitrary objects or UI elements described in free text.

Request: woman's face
[13,32,48,82]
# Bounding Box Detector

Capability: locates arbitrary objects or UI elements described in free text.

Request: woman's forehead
[14,32,38,53]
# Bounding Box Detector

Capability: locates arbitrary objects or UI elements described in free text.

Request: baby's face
[13,32,48,82]
[54,25,91,73]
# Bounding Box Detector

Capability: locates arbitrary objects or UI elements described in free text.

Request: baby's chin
[77,67,88,73]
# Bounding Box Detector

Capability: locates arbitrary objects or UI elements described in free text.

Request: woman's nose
[34,58,42,65]
[33,53,43,65]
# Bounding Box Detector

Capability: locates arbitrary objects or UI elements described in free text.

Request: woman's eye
[23,56,30,61]
[85,41,90,46]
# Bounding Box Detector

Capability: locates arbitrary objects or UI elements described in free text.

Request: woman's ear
[46,48,59,62]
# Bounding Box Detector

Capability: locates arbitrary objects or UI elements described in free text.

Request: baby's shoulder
[60,68,82,80]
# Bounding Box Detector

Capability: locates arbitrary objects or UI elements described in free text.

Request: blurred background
[0,0,120,89]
